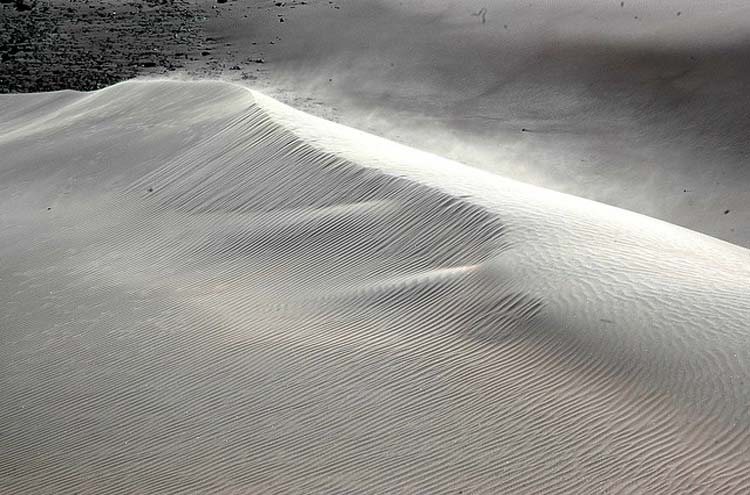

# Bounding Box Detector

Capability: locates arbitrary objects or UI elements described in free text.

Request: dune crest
[1,80,749,494]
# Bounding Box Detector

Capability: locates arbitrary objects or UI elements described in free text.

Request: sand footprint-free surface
[1,79,750,493]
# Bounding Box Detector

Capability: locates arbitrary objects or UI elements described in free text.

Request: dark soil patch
[0,0,210,93]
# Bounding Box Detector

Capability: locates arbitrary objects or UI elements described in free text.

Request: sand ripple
[1,80,750,494]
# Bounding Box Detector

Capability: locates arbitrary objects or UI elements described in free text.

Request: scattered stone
[1,0,207,93]
[471,7,487,24]
[10,0,32,12]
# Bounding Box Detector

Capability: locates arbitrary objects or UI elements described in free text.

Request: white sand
[1,79,750,493]
[204,0,750,246]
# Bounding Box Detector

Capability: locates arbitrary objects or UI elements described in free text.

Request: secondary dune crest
[1,79,749,494]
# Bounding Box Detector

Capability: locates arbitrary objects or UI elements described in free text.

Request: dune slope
[200,0,750,247]
[1,80,750,494]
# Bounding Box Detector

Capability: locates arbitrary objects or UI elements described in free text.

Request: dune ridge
[1,79,750,494]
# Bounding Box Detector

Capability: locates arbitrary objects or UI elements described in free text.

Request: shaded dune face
[1,80,750,494]
[237,0,750,247]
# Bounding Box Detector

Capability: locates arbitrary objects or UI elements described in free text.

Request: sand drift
[1,80,750,493]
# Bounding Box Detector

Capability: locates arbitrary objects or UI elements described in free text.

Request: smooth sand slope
[2,80,750,493]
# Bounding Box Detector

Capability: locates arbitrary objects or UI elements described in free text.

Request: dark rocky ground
[0,0,315,93]
[0,0,214,92]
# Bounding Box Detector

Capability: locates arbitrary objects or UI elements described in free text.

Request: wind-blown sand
[2,79,750,493]
[205,0,750,247]
[4,0,748,245]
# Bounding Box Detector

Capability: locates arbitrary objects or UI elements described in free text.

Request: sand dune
[4,0,748,245]
[210,0,750,247]
[2,79,750,493]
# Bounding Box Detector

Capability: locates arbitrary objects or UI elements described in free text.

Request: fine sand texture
[2,79,750,493]
[3,0,749,246]
[201,0,750,247]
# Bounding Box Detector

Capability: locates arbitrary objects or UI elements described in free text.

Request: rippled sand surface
[2,80,750,493]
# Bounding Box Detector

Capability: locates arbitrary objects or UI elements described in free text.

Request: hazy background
[2,0,748,245]
[201,0,750,246]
